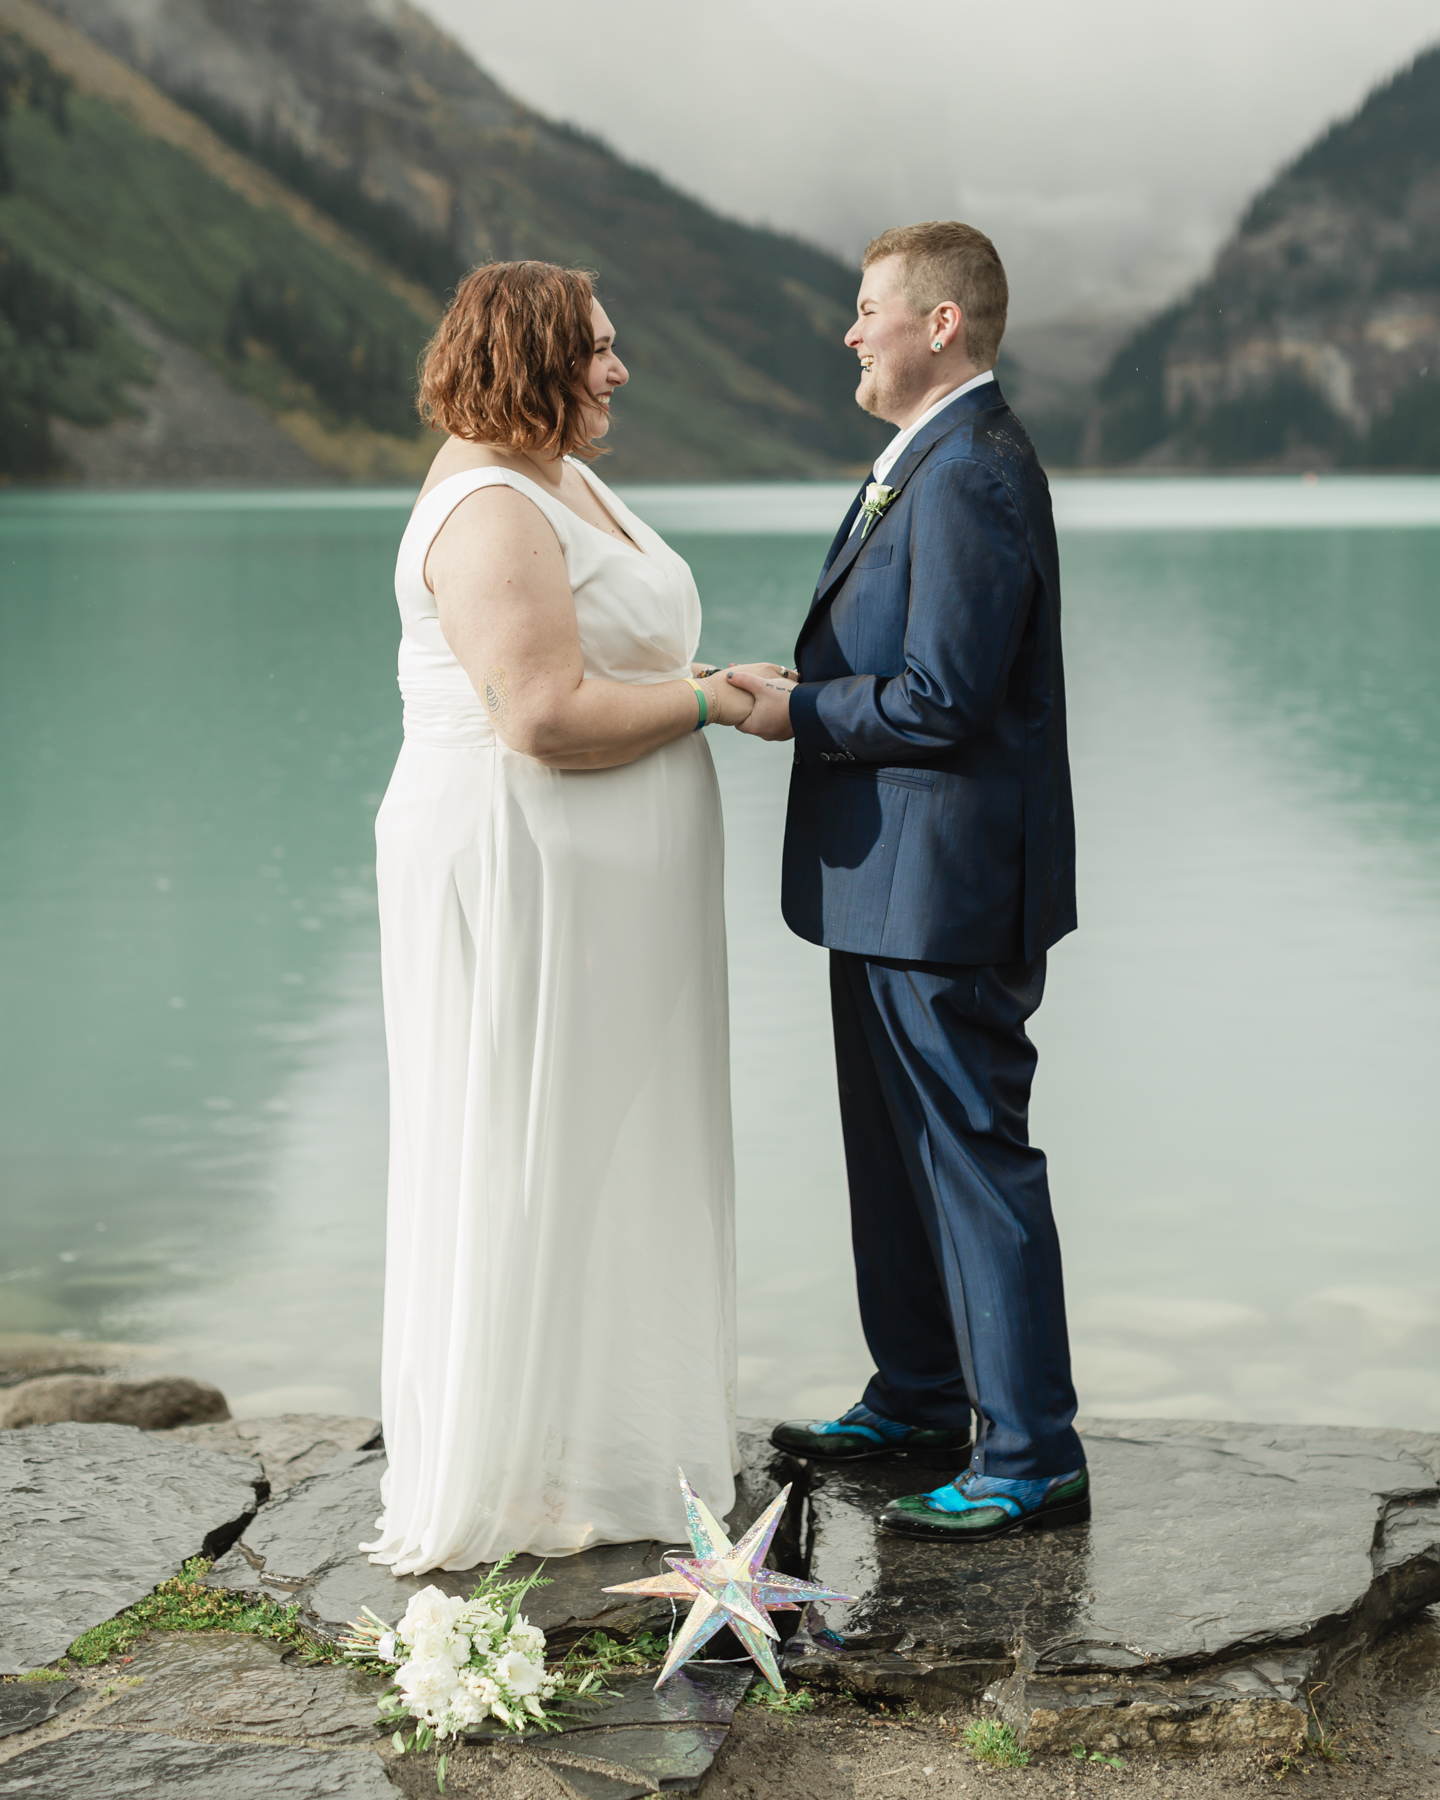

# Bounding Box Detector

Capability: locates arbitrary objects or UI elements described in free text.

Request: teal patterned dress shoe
[878,1466,1091,1540]
[770,1402,973,1463]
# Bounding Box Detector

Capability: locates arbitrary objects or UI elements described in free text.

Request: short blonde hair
[862,222,1008,368]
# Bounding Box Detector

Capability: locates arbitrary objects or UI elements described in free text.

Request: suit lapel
[811,493,873,604]
[796,381,1006,657]
[818,478,870,582]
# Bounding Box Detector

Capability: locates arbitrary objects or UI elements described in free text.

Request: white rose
[495,1650,543,1696]
[408,1623,464,1666]
[398,1586,453,1635]
[395,1660,458,1725]
[401,1589,473,1640]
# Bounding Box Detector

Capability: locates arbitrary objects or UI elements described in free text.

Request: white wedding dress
[365,462,737,1573]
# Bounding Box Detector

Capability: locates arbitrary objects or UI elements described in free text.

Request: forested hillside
[0,41,153,472]
[0,13,438,479]
[1086,46,1440,469]
[0,0,886,483]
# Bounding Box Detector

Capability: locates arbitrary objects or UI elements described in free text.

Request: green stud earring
[932,340,943,351]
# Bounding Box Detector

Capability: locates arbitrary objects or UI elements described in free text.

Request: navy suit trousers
[830,951,1084,1478]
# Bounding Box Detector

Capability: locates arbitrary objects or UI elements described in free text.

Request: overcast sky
[417,0,1440,326]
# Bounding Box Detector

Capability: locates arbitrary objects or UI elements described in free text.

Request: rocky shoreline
[1,1373,1438,1795]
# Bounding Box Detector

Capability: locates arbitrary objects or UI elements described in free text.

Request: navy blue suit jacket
[783,379,1077,966]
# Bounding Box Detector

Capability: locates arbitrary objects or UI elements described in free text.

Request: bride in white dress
[364,262,763,1574]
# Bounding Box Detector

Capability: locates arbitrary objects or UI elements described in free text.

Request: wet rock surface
[100,1632,386,1742]
[784,1418,1440,1748]
[0,1373,231,1431]
[541,1723,728,1793]
[164,1414,383,1494]
[0,1647,749,1799]
[0,1422,264,1674]
[206,1424,791,1652]
[0,1728,399,1797]
[487,1666,752,1798]
[0,1679,82,1738]
[5,1411,1439,1780]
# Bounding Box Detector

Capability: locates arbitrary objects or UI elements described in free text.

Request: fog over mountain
[419,0,1440,329]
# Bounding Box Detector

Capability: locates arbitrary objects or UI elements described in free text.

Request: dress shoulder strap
[400,467,575,576]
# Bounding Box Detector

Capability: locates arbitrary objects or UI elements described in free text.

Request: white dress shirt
[862,368,997,508]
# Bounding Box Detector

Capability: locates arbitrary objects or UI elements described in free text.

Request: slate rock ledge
[3,1412,1439,1787]
[0,1421,265,1675]
[203,1421,794,1653]
[783,1417,1440,1751]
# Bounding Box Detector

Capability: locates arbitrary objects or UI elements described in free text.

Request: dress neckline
[569,460,648,558]
[415,462,648,559]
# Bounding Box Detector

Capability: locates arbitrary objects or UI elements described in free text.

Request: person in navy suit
[726,222,1088,1541]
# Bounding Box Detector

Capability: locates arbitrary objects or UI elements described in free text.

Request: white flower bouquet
[341,1555,603,1779]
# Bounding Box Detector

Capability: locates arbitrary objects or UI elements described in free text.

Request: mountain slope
[22,0,886,480]
[0,2,449,479]
[1086,46,1440,469]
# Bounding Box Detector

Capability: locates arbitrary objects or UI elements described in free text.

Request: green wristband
[687,679,709,730]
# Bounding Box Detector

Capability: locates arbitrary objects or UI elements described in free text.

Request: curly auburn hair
[418,261,603,460]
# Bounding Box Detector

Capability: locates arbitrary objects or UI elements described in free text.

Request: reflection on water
[1,483,1437,1429]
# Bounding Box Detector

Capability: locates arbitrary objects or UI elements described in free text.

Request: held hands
[725,665,797,741]
[689,669,757,728]
[689,661,790,731]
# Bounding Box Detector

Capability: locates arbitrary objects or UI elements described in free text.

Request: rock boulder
[0,1375,230,1432]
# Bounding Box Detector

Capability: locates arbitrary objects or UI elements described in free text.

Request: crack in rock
[1,1422,266,1674]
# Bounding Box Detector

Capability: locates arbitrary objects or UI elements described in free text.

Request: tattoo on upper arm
[481,668,510,720]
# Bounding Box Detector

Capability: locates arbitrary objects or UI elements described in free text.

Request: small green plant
[746,1682,815,1716]
[963,1719,1030,1768]
[1305,1683,1348,1764]
[563,1629,671,1674]
[64,1556,340,1667]
[15,1667,70,1684]
[1072,1742,1126,1768]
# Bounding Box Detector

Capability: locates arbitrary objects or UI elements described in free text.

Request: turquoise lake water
[2,478,1437,1429]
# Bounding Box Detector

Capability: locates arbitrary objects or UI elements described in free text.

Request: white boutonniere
[858,482,897,540]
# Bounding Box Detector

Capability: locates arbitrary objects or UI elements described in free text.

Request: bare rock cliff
[1086,46,1440,469]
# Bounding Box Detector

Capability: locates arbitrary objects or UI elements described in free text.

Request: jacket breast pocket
[856,542,893,569]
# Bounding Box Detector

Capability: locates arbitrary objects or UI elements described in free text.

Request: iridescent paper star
[602,1468,854,1693]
